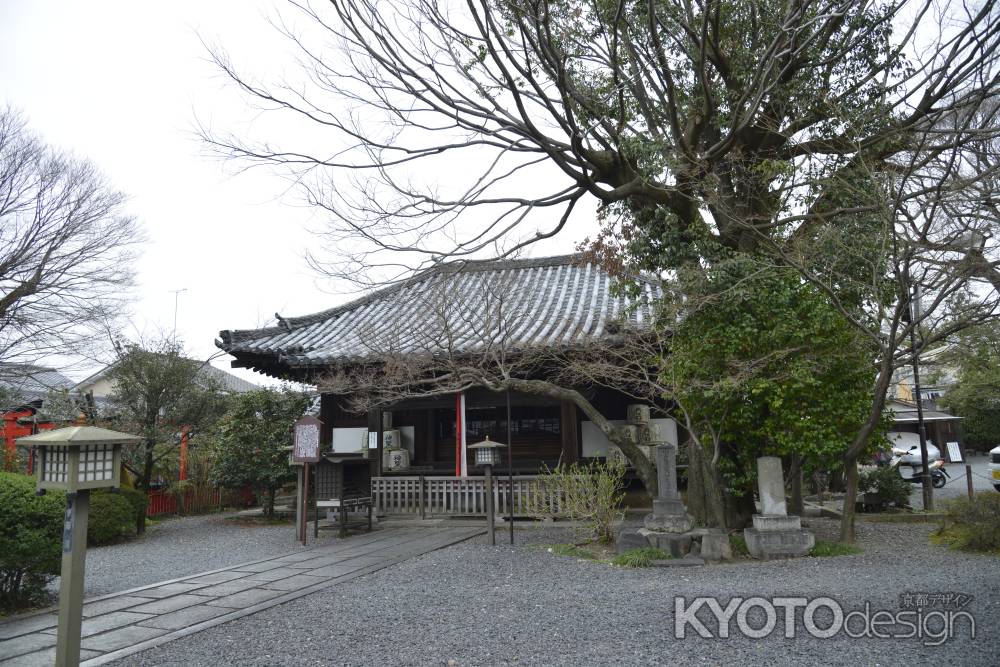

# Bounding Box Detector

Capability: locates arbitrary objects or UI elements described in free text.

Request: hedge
[939,492,1000,553]
[88,491,137,546]
[0,472,64,608]
[0,473,146,609]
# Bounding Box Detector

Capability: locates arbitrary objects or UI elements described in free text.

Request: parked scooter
[889,448,949,488]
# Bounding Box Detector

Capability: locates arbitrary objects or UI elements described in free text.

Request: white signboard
[946,441,962,463]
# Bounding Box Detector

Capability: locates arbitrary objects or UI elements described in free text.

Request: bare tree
[773,129,1000,540]
[0,106,141,367]
[206,1,1000,540]
[202,0,1000,280]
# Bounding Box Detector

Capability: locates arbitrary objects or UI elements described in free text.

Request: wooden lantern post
[18,426,141,667]
[469,437,507,546]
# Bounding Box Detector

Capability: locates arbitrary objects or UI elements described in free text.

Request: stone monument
[743,456,814,559]
[643,443,694,533]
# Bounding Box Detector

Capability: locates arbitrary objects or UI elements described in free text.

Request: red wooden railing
[146,486,256,517]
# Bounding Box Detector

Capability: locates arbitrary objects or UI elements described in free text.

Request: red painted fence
[146,487,256,517]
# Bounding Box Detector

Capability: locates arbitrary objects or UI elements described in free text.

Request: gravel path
[78,513,328,597]
[115,517,999,667]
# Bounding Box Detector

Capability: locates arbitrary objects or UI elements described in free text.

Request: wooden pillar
[560,400,580,465]
[294,465,303,542]
[455,393,467,476]
[56,490,89,667]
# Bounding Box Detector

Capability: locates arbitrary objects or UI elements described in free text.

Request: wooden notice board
[293,415,322,463]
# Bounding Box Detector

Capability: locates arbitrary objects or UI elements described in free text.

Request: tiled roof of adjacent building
[0,364,75,401]
[199,364,260,394]
[75,359,259,397]
[886,399,960,423]
[218,254,662,370]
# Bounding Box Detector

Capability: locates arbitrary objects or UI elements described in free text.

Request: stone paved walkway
[0,526,482,666]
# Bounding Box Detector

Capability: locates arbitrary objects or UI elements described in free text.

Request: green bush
[938,492,1000,553]
[536,458,627,544]
[117,486,147,523]
[859,466,912,508]
[0,472,65,609]
[88,491,136,546]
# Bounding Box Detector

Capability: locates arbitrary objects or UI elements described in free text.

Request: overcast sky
[0,1,589,385]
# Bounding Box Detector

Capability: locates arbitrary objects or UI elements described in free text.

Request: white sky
[0,1,587,385]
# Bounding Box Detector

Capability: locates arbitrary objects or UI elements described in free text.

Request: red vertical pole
[455,393,462,477]
[179,427,189,481]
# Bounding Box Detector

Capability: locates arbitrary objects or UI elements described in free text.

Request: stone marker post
[743,456,814,559]
[757,456,788,516]
[643,443,693,533]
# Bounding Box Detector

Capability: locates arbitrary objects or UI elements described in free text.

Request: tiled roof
[0,364,75,400]
[218,254,661,369]
[886,399,959,423]
[199,364,260,394]
[76,359,259,397]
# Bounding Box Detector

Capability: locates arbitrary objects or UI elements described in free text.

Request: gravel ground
[77,513,328,597]
[116,517,999,667]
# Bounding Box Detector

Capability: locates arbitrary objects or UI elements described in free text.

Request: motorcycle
[889,448,949,489]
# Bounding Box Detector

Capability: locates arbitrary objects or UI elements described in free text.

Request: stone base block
[699,530,733,562]
[615,529,650,555]
[743,527,815,560]
[643,503,694,533]
[752,514,802,531]
[639,529,692,558]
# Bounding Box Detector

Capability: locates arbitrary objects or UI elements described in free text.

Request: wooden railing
[371,476,565,517]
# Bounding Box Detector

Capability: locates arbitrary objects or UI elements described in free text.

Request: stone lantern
[18,426,142,667]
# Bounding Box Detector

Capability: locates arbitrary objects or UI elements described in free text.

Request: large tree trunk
[723,488,755,529]
[840,461,860,542]
[686,439,727,528]
[789,454,804,516]
[839,365,895,542]
[265,485,276,518]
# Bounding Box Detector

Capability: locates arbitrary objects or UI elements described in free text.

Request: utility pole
[169,289,187,340]
[907,281,933,511]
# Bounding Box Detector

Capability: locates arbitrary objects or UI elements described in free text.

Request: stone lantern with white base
[18,426,142,667]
